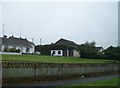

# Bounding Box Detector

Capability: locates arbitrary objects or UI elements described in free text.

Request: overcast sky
[0,0,119,48]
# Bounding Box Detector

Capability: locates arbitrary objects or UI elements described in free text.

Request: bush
[103,46,120,61]
[4,47,20,53]
[10,48,20,53]
[4,47,9,52]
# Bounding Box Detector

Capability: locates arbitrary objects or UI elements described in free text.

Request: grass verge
[69,78,119,86]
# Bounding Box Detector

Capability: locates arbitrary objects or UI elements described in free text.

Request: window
[52,51,55,56]
[26,48,29,52]
[58,51,61,54]
[53,51,55,54]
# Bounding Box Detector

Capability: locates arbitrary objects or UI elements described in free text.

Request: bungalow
[0,35,35,54]
[51,38,80,57]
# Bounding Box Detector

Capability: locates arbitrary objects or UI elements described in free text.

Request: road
[5,74,118,87]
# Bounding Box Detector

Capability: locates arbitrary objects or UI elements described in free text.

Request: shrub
[4,47,9,52]
[4,47,20,53]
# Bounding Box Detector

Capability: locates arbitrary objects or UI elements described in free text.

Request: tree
[103,46,120,61]
[35,44,53,55]
[76,41,98,59]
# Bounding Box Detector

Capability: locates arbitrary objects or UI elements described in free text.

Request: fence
[2,61,119,79]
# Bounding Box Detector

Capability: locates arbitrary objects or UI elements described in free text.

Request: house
[95,47,103,53]
[0,35,35,54]
[51,38,80,57]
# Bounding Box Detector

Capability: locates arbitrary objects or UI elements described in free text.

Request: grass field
[69,78,119,86]
[1,54,118,63]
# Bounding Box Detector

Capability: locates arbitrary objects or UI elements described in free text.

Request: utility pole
[32,38,34,43]
[2,24,5,36]
[20,26,22,38]
[40,38,42,45]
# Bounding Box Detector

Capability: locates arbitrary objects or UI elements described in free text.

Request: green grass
[1,54,117,63]
[69,78,119,86]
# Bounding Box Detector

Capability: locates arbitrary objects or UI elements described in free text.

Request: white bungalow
[51,38,80,57]
[0,35,35,54]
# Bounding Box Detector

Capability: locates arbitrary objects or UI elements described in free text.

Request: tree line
[76,41,119,61]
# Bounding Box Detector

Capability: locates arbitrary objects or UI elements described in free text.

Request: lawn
[69,78,119,86]
[1,54,117,63]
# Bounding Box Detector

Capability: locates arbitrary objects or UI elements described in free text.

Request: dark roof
[54,38,78,46]
[2,36,34,48]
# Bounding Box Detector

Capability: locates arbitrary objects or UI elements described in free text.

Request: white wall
[73,50,80,57]
[22,47,26,53]
[29,47,34,53]
[99,49,103,53]
[1,45,4,51]
[22,47,34,54]
[30,44,35,53]
[8,46,13,49]
[51,50,63,56]
[16,46,21,50]
[0,52,21,55]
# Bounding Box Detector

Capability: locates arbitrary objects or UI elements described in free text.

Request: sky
[0,0,119,48]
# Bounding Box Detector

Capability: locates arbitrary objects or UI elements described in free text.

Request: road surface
[5,74,118,87]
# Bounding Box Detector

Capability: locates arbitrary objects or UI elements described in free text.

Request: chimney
[3,35,7,38]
